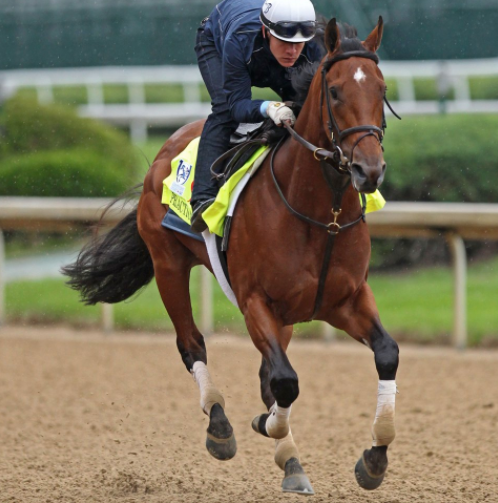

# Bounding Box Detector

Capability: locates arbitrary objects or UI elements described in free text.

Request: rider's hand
[266,101,296,126]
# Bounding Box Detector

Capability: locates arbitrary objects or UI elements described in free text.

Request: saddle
[211,119,289,186]
[160,119,285,242]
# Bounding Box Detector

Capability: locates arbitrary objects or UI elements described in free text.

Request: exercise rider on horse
[190,0,324,232]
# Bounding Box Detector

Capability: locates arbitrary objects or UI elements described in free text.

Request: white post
[321,322,336,342]
[0,230,4,326]
[127,80,146,104]
[200,267,213,336]
[86,79,104,106]
[396,76,416,102]
[102,303,114,333]
[130,120,148,143]
[445,232,467,349]
[183,82,201,104]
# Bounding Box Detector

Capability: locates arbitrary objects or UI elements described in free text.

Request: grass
[5,257,498,346]
[6,267,243,334]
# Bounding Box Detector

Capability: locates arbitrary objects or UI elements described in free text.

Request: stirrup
[190,198,215,233]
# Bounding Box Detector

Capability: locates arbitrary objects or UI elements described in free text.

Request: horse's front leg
[331,283,399,490]
[243,298,314,495]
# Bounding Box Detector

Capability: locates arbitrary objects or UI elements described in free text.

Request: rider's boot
[190,198,215,233]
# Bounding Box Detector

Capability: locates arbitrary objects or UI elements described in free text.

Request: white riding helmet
[260,0,317,43]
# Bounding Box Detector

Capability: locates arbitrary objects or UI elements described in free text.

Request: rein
[270,135,366,234]
[270,50,400,320]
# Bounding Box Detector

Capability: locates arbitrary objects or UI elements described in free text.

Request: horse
[63,17,399,495]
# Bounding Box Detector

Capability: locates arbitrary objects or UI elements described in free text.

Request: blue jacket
[204,0,324,123]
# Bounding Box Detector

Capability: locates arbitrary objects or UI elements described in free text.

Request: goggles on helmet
[261,12,316,40]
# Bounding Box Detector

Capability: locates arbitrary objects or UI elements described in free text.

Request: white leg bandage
[192,361,225,416]
[372,380,397,447]
[266,402,291,440]
[274,429,300,470]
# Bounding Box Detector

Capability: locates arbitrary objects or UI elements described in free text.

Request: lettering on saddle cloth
[170,192,193,222]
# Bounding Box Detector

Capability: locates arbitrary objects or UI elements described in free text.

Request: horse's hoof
[205,403,237,461]
[251,413,270,437]
[282,458,315,495]
[206,431,237,461]
[354,454,385,490]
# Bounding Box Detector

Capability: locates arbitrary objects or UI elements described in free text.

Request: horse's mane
[292,22,370,107]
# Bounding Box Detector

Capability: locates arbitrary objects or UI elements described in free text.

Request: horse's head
[321,18,387,193]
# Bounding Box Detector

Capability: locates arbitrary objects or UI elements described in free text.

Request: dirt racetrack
[0,326,496,503]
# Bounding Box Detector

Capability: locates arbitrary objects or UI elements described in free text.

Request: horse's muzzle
[351,161,386,193]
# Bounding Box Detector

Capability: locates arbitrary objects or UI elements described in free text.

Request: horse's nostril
[382,163,387,173]
[351,163,366,178]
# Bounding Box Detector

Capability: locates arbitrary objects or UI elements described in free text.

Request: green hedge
[382,114,497,203]
[0,95,136,176]
[0,149,128,197]
[371,113,498,269]
[0,96,138,197]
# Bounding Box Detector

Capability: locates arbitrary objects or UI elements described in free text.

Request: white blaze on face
[354,66,367,84]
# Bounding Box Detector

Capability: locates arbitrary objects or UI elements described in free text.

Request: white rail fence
[1,197,497,348]
[0,59,497,141]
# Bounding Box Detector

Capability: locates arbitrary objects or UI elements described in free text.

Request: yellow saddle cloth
[162,137,386,237]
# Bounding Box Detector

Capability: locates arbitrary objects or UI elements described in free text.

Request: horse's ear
[325,18,341,54]
[362,16,384,53]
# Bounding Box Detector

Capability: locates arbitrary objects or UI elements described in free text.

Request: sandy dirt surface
[0,326,496,503]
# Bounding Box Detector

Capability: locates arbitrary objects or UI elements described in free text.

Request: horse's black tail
[61,204,154,305]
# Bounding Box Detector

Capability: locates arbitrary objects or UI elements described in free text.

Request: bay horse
[64,18,399,495]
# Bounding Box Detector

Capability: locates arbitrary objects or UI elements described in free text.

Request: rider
[190,0,324,232]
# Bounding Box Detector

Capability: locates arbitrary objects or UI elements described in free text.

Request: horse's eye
[330,87,338,100]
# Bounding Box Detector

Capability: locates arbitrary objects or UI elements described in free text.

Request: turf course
[6,256,497,347]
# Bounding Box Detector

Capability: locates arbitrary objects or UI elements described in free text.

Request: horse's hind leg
[252,321,314,495]
[143,225,236,460]
[331,283,399,490]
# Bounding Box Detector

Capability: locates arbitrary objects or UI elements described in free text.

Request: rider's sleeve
[222,37,265,124]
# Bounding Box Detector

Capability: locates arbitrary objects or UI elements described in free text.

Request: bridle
[270,50,401,320]
[272,49,401,232]
[284,50,401,173]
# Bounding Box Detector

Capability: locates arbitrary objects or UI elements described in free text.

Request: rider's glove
[265,101,296,126]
